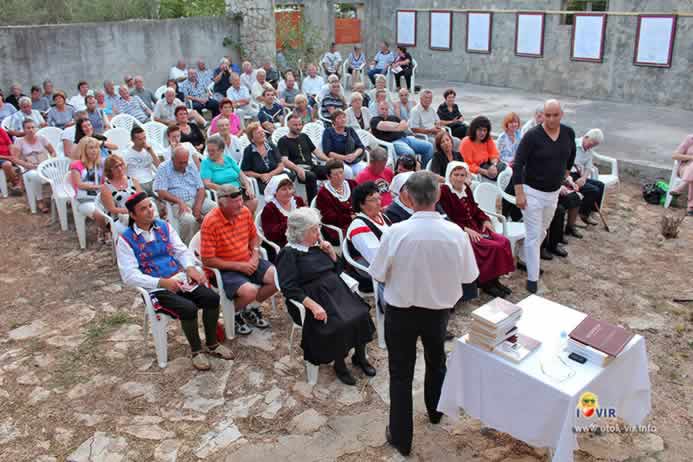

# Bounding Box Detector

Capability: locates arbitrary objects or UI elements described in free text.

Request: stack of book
[466,298,541,363]
[567,315,634,366]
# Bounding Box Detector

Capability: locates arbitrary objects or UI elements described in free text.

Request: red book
[569,316,634,357]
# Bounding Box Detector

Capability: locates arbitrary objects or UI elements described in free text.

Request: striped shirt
[179,79,209,99]
[114,96,149,123]
[152,159,203,202]
[200,206,256,263]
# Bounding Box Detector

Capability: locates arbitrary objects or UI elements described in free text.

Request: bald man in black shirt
[512,99,576,293]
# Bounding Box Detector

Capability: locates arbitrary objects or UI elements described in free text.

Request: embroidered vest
[346,214,391,260]
[121,219,182,279]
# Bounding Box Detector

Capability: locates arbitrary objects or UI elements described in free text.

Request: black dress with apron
[276,246,375,365]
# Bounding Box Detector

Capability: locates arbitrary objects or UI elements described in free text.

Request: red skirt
[471,231,515,284]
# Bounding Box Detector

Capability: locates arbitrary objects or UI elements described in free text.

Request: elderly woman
[175,105,205,153]
[10,119,57,213]
[368,74,389,104]
[201,134,257,213]
[215,116,244,164]
[430,130,464,178]
[315,159,357,245]
[261,173,306,249]
[438,161,514,297]
[292,94,315,124]
[437,88,466,139]
[209,98,242,136]
[241,121,288,194]
[345,92,371,130]
[460,116,505,180]
[70,136,109,240]
[572,128,607,224]
[276,207,376,385]
[101,154,143,233]
[385,171,415,224]
[322,110,367,179]
[346,44,366,83]
[391,46,414,91]
[496,112,521,165]
[46,91,76,129]
[392,88,415,121]
[670,133,693,215]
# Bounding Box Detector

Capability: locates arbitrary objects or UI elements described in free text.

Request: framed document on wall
[634,15,677,67]
[515,13,545,57]
[571,13,607,62]
[396,10,417,47]
[430,11,452,51]
[466,12,492,54]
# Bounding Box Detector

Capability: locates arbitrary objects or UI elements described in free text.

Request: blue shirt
[226,85,250,105]
[322,126,364,155]
[179,79,209,99]
[374,50,395,69]
[258,103,284,126]
[153,159,203,203]
[200,154,241,188]
[496,130,521,164]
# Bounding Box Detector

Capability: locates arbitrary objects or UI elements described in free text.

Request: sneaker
[242,306,270,329]
[234,314,252,335]
[191,352,211,370]
[206,343,234,360]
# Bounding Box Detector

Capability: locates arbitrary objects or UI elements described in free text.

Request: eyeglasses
[365,195,382,203]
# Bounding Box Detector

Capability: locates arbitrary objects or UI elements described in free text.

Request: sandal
[234,314,252,335]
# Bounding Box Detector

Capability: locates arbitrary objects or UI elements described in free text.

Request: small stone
[17,371,40,385]
[481,446,510,462]
[103,283,123,293]
[67,432,128,462]
[154,439,179,462]
[32,353,55,368]
[109,325,142,342]
[292,381,314,398]
[289,408,327,434]
[248,369,264,387]
[226,394,262,418]
[336,386,364,406]
[29,387,51,404]
[260,399,283,419]
[238,328,274,351]
[264,386,282,404]
[193,419,242,458]
[54,427,74,447]
[119,381,157,402]
[74,414,105,426]
[8,320,50,340]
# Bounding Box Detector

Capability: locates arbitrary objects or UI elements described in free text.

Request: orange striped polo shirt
[200,206,256,263]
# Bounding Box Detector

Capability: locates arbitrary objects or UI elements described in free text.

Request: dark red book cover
[569,316,634,357]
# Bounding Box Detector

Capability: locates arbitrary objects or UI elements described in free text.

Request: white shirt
[408,103,439,130]
[123,147,155,183]
[117,221,194,291]
[368,211,479,309]
[169,66,187,81]
[322,51,342,73]
[346,213,389,265]
[521,118,538,137]
[240,71,257,92]
[573,137,594,176]
[318,83,345,101]
[301,75,324,96]
[68,94,89,111]
[61,125,76,142]
[162,142,199,162]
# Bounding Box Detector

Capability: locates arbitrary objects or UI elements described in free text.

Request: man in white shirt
[153,88,185,124]
[116,192,233,371]
[226,73,257,121]
[301,64,324,102]
[123,125,161,194]
[240,61,257,92]
[170,59,188,82]
[321,42,342,78]
[408,89,442,142]
[67,81,91,111]
[369,171,478,457]
[317,73,344,101]
[5,97,46,138]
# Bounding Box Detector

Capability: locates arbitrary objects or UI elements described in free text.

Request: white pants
[23,170,47,200]
[173,197,216,244]
[77,201,98,218]
[520,185,559,282]
[343,161,368,180]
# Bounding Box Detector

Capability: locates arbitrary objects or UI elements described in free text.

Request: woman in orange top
[459,115,506,180]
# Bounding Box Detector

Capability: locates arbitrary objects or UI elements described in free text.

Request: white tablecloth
[437,295,651,462]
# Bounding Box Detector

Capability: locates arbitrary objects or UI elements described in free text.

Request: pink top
[675,134,693,156]
[209,113,242,136]
[355,165,394,207]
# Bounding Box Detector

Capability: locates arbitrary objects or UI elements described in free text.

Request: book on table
[471,298,523,328]
[569,315,634,357]
[463,333,541,363]
[566,338,612,366]
[469,325,519,350]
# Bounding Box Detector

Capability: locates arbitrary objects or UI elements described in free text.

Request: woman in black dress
[174,105,205,153]
[276,207,376,386]
[437,88,467,140]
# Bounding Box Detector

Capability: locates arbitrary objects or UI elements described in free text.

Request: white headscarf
[389,171,414,213]
[325,179,351,202]
[264,174,297,216]
[444,161,470,199]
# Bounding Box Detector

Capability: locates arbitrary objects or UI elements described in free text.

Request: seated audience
[437,88,467,139]
[0,126,19,192]
[68,81,90,111]
[117,192,232,371]
[123,125,160,194]
[257,88,284,134]
[385,171,415,223]
[131,76,156,110]
[261,62,281,89]
[10,119,57,213]
[355,147,394,207]
[31,85,50,114]
[103,80,120,113]
[72,117,118,159]
[278,113,330,204]
[318,74,344,101]
[101,154,143,233]
[408,89,441,142]
[301,64,325,101]
[321,42,342,78]
[175,106,206,153]
[319,80,346,121]
[460,116,505,180]
[368,41,395,85]
[5,84,24,110]
[367,75,390,109]
[241,122,287,194]
[351,82,371,108]
[391,46,413,91]
[201,134,257,213]
[345,92,371,130]
[670,133,693,216]
[166,78,186,102]
[276,47,289,74]
[94,90,111,118]
[240,61,257,92]
[430,131,463,178]
[251,69,272,104]
[371,101,433,167]
[180,69,219,117]
[209,98,242,136]
[276,207,375,385]
[261,174,306,248]
[573,128,606,224]
[315,159,357,245]
[394,153,417,174]
[368,89,392,117]
[226,72,257,121]
[200,184,278,335]
[438,162,514,297]
[154,145,215,243]
[279,71,300,109]
[0,92,18,125]
[392,88,414,120]
[161,124,200,164]
[496,112,521,165]
[85,95,110,136]
[41,80,54,104]
[153,88,185,124]
[292,94,315,124]
[114,85,151,124]
[346,44,366,82]
[5,97,46,138]
[69,136,108,239]
[521,105,544,137]
[322,110,367,179]
[61,110,85,156]
[212,58,233,100]
[215,117,243,164]
[169,59,188,82]
[195,59,214,89]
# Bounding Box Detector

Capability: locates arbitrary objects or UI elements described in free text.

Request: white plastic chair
[104,127,130,153]
[301,122,325,149]
[37,157,72,230]
[254,210,282,255]
[65,171,106,249]
[591,149,619,209]
[37,127,64,158]
[0,117,11,132]
[271,126,289,146]
[0,170,8,198]
[369,133,397,168]
[388,58,418,93]
[341,59,366,90]
[154,85,167,101]
[355,128,374,150]
[341,239,385,349]
[476,179,526,257]
[143,121,168,156]
[110,113,141,134]
[136,286,170,368]
[664,160,682,209]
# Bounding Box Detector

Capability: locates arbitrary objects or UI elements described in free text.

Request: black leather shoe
[352,355,376,377]
[334,365,357,386]
[526,280,538,294]
[565,225,583,239]
[494,280,512,296]
[386,426,411,456]
[429,410,443,424]
[481,283,505,298]
[516,261,544,276]
[560,236,569,245]
[540,247,554,260]
[550,245,568,257]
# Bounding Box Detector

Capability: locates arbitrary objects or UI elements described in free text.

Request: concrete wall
[0,16,240,94]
